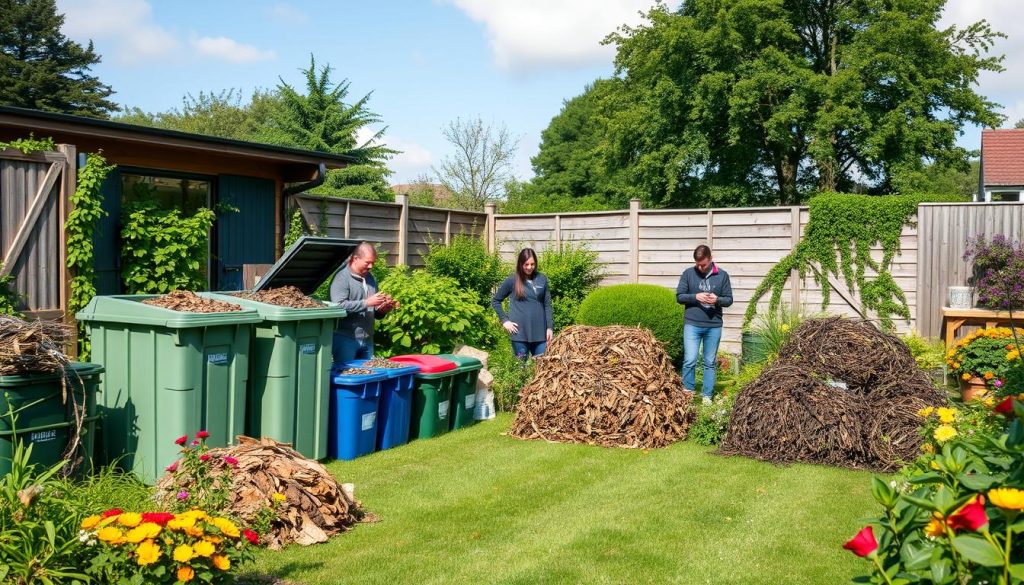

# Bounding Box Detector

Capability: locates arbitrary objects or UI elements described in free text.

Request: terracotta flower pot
[960,376,990,402]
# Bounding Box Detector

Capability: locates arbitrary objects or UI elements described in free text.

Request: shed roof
[981,129,1024,187]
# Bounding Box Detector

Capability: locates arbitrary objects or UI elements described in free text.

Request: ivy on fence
[0,134,55,154]
[66,152,113,356]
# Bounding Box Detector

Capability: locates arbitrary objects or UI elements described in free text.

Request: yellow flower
[125,522,161,543]
[988,487,1024,511]
[96,526,124,544]
[186,525,205,538]
[212,554,231,571]
[205,535,223,545]
[983,396,995,407]
[272,492,286,503]
[984,371,995,380]
[930,460,942,471]
[135,540,161,566]
[173,544,194,563]
[180,510,209,521]
[924,515,946,538]
[177,566,195,582]
[933,424,958,443]
[936,407,957,424]
[193,540,216,557]
[781,324,790,333]
[80,515,101,530]
[211,517,240,538]
[167,516,195,531]
[117,512,142,527]
[953,362,961,370]
[917,406,935,418]
[962,373,972,381]
[921,443,935,454]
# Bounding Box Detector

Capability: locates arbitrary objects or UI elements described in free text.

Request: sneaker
[702,396,712,405]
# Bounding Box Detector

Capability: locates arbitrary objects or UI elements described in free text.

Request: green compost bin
[0,363,103,476]
[77,295,261,483]
[390,355,458,440]
[436,354,483,430]
[203,236,360,460]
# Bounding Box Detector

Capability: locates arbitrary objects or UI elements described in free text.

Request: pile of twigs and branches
[510,325,694,448]
[721,316,945,471]
[0,315,72,375]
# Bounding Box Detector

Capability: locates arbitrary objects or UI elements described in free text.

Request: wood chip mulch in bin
[720,316,947,471]
[232,286,324,309]
[142,290,242,313]
[156,437,374,550]
[509,325,695,449]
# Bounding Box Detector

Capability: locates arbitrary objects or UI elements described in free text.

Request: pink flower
[842,526,878,558]
[174,435,188,446]
[996,397,1015,416]
[196,430,210,439]
[101,508,123,518]
[242,529,259,545]
[223,456,238,467]
[177,491,189,500]
[190,439,200,446]
[165,461,178,473]
[994,379,1004,388]
[948,495,989,532]
[199,454,210,462]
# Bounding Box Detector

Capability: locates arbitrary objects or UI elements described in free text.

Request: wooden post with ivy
[790,206,801,311]
[58,144,77,342]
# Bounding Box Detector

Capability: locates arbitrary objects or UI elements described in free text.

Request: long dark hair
[514,248,538,300]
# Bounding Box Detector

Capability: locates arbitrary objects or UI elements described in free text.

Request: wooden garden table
[941,307,1017,347]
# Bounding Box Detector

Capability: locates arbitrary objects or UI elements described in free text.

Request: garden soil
[721,317,946,471]
[509,325,694,448]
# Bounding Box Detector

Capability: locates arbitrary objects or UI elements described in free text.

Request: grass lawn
[246,414,878,585]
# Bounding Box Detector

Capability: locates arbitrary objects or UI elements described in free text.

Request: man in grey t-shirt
[329,242,398,364]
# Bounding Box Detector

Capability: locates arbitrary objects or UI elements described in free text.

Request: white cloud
[190,37,276,63]
[57,0,180,65]
[445,0,658,72]
[355,128,434,183]
[268,3,308,24]
[941,0,1024,97]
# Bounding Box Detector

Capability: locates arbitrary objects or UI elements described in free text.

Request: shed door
[215,175,276,291]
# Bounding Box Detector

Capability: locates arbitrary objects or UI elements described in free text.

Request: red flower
[243,529,259,545]
[165,461,178,473]
[948,495,988,532]
[101,508,123,518]
[843,526,878,558]
[174,435,188,446]
[224,456,238,467]
[141,512,176,526]
[995,397,1015,416]
[199,454,211,462]
[196,430,210,439]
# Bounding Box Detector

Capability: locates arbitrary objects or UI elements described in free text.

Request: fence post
[344,201,351,239]
[706,210,714,249]
[445,210,452,245]
[790,206,802,311]
[554,214,562,249]
[485,202,496,253]
[396,193,409,266]
[629,199,641,283]
[57,144,77,352]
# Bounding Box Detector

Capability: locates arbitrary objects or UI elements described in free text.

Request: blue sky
[55,0,1024,185]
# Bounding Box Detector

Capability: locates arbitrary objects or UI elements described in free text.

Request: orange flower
[924,515,946,538]
[984,372,994,380]
[177,566,195,582]
[80,515,101,530]
[212,554,231,571]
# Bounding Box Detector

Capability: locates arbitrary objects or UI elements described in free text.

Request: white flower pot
[948,286,974,309]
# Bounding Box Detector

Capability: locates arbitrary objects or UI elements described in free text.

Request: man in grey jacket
[329,242,398,364]
[676,245,733,404]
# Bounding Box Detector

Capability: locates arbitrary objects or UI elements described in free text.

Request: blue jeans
[682,324,722,398]
[511,340,547,361]
[332,333,374,365]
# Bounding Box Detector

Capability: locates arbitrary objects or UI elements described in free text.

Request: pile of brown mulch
[363,358,408,369]
[509,325,694,449]
[0,315,72,375]
[156,437,370,549]
[233,286,323,309]
[720,316,945,471]
[142,290,242,313]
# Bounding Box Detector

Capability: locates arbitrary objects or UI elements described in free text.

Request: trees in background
[0,0,115,117]
[434,117,518,211]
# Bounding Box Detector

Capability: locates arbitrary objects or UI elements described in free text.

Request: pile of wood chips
[142,290,242,313]
[234,286,323,309]
[156,437,369,549]
[0,315,72,375]
[509,325,694,448]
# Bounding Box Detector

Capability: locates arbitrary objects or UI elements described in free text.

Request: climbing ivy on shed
[66,152,113,356]
[744,193,962,331]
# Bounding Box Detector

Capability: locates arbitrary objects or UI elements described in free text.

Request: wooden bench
[942,307,1018,347]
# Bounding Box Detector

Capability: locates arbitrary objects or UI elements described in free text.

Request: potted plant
[946,327,1023,400]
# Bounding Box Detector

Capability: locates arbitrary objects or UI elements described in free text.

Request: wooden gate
[0,145,75,320]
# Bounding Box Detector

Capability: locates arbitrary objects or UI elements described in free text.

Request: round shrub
[576,284,684,363]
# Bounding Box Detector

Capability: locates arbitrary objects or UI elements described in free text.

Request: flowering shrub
[915,402,1004,455]
[688,392,735,446]
[945,327,1023,388]
[160,431,237,515]
[845,396,1024,584]
[81,508,257,584]
[964,234,1024,310]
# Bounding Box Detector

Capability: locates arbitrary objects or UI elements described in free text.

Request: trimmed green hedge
[576,284,684,363]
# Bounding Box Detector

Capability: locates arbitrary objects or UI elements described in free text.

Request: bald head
[349,241,377,276]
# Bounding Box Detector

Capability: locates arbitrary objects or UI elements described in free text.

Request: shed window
[122,174,210,213]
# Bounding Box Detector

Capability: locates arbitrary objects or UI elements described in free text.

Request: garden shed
[0,105,352,319]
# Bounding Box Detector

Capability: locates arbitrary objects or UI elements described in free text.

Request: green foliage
[499,180,618,214]
[688,392,736,447]
[488,336,536,412]
[746,193,961,331]
[0,432,90,584]
[538,242,605,331]
[577,284,684,363]
[746,305,807,360]
[56,465,154,516]
[115,88,280,141]
[375,268,500,356]
[0,0,116,117]
[945,327,1023,389]
[424,234,507,305]
[0,134,55,154]
[902,333,947,371]
[120,201,216,294]
[0,265,21,316]
[66,152,112,356]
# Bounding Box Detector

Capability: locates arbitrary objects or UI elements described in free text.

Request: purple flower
[177,490,189,500]
[994,379,1004,388]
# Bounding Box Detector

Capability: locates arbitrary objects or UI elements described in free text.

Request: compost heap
[233,286,323,309]
[155,437,369,549]
[0,315,72,375]
[142,290,242,312]
[509,325,694,448]
[720,317,946,471]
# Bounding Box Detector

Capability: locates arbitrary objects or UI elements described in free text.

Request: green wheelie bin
[436,354,483,430]
[0,363,104,476]
[390,355,457,440]
[203,236,359,460]
[77,295,261,483]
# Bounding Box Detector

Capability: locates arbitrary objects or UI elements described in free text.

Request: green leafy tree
[115,89,280,142]
[434,116,518,211]
[584,0,1003,207]
[0,0,116,116]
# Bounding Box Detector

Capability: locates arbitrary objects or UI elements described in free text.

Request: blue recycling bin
[328,367,387,460]
[345,359,419,451]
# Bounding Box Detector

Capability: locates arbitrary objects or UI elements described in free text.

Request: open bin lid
[252,236,363,295]
[391,354,457,374]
